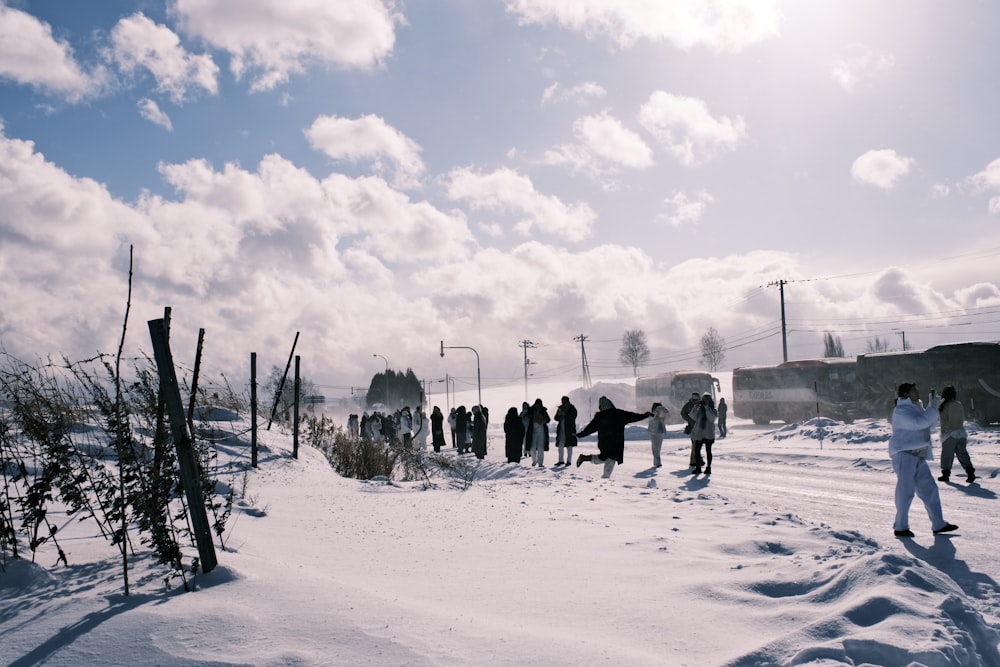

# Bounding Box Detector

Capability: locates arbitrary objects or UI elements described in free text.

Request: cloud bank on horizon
[1,0,1000,396]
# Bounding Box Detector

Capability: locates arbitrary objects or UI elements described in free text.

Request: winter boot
[966,468,976,484]
[576,454,591,468]
[937,470,950,482]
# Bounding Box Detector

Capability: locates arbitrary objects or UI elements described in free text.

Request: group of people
[348,406,429,451]
[347,393,728,479]
[500,395,658,479]
[888,383,976,538]
[347,381,976,540]
[677,392,727,475]
[348,404,491,460]
[502,396,581,467]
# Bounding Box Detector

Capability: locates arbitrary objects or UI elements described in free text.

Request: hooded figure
[430,406,446,453]
[575,397,652,478]
[527,399,551,466]
[472,405,489,459]
[504,407,526,463]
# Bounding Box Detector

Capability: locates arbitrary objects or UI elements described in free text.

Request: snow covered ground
[2,377,999,666]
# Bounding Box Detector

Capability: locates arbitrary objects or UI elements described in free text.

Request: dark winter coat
[556,402,578,448]
[577,404,651,464]
[680,397,699,435]
[503,408,525,462]
[472,407,488,458]
[430,408,446,451]
[526,402,551,451]
[455,407,469,450]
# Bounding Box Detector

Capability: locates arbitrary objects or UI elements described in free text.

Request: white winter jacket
[888,397,939,457]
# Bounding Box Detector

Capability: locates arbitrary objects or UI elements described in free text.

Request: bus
[635,370,720,425]
[856,341,1000,425]
[732,358,858,425]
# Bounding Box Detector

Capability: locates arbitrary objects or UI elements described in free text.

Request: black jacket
[577,408,650,464]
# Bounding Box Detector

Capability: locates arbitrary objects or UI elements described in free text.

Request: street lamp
[373,353,389,406]
[440,340,481,406]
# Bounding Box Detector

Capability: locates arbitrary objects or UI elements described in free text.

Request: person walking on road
[888,383,958,538]
[938,385,976,484]
[689,394,718,475]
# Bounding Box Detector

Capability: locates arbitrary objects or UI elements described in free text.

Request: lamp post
[373,353,389,406]
[440,340,481,406]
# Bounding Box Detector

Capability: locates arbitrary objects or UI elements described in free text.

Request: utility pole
[574,334,592,388]
[768,279,789,362]
[519,339,537,401]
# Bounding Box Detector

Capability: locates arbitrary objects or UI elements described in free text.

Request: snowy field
[2,377,999,666]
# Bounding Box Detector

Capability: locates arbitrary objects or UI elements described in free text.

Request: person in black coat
[526,398,551,467]
[430,406,446,453]
[455,406,470,454]
[554,396,578,465]
[471,405,489,459]
[503,407,526,463]
[575,396,652,478]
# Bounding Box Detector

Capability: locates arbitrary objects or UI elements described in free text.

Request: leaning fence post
[148,317,218,574]
[268,331,300,430]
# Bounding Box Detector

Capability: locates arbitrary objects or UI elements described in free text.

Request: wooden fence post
[187,328,206,438]
[267,331,300,430]
[148,318,218,573]
[293,355,300,459]
[251,352,258,468]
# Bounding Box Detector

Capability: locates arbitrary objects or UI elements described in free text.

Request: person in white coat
[647,402,669,468]
[412,406,428,453]
[689,394,718,475]
[888,383,958,538]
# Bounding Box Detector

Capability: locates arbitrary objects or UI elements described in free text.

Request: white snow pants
[650,434,663,467]
[531,429,545,466]
[890,451,947,532]
[591,456,616,478]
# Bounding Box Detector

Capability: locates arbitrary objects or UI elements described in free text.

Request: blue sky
[2,0,1000,398]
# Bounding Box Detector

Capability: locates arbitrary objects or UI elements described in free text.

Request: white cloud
[870,267,947,316]
[638,91,747,167]
[954,282,1000,309]
[305,114,426,190]
[138,98,174,131]
[0,5,102,101]
[111,13,219,103]
[172,0,399,91]
[506,0,781,52]
[850,149,915,190]
[657,190,714,228]
[445,167,596,243]
[969,158,1000,214]
[541,81,607,106]
[831,44,894,93]
[931,183,950,199]
[543,112,654,187]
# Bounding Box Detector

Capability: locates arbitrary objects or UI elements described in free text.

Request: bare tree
[699,327,726,371]
[823,332,845,358]
[619,329,650,377]
[866,336,892,353]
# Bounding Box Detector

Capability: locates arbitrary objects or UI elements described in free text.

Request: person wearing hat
[888,383,958,538]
